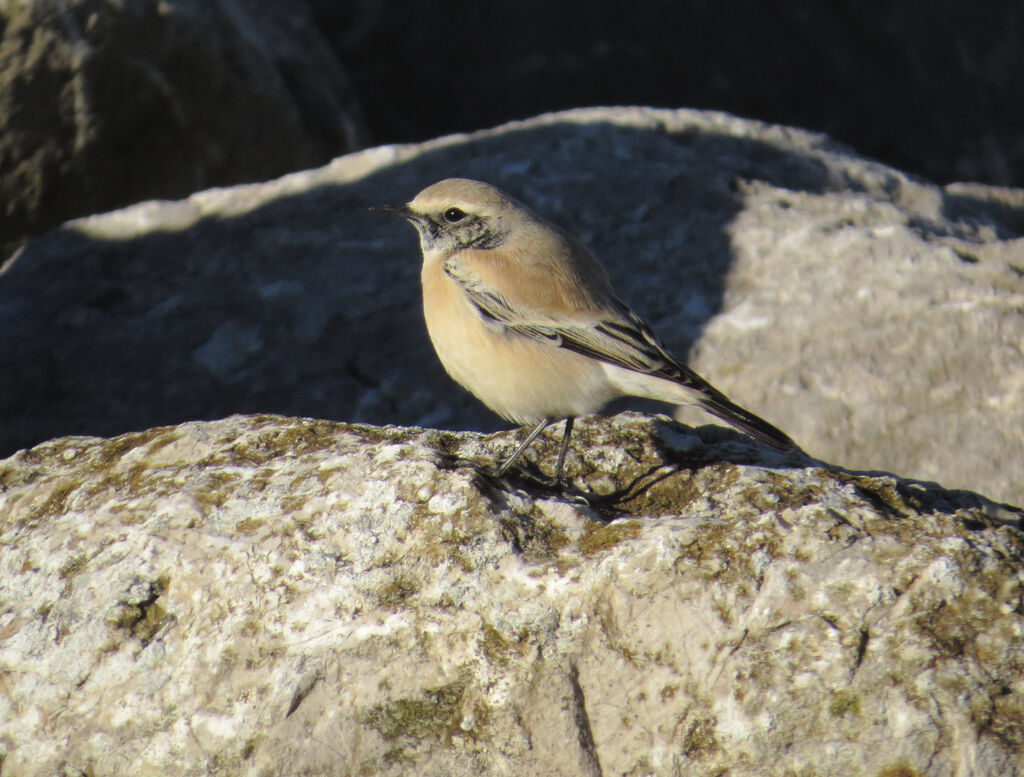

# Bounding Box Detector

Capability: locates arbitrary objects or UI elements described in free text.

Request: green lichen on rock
[361,681,466,743]
[496,505,571,562]
[195,416,346,467]
[682,715,719,757]
[376,577,420,609]
[234,517,265,535]
[479,622,530,666]
[875,766,920,777]
[42,478,81,513]
[108,574,172,646]
[480,623,511,666]
[58,553,89,580]
[757,471,828,511]
[829,692,860,718]
[615,469,705,517]
[577,519,642,555]
[94,428,166,467]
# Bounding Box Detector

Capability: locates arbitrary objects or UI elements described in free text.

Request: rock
[5,0,1021,264]
[322,0,1024,188]
[1,106,1022,505]
[0,0,367,257]
[0,413,1021,775]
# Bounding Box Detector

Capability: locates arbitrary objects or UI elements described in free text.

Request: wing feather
[443,253,702,386]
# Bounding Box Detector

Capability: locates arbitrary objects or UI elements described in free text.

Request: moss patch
[480,623,511,666]
[760,471,827,511]
[109,575,172,646]
[615,470,703,516]
[479,623,529,666]
[97,427,171,467]
[497,506,571,561]
[833,473,914,519]
[876,766,920,777]
[361,681,466,743]
[198,417,346,467]
[59,553,89,579]
[828,692,860,718]
[578,519,642,555]
[681,715,718,757]
[235,517,265,535]
[25,480,82,525]
[376,577,420,609]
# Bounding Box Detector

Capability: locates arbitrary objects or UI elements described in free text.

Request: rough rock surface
[0,0,367,256]
[1,413,1022,776]
[2,106,1022,505]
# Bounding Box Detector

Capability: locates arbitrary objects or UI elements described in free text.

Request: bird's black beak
[370,203,413,219]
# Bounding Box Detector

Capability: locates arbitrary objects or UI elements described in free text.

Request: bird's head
[374,178,528,257]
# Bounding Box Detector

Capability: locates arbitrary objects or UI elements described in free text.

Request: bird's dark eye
[443,207,468,223]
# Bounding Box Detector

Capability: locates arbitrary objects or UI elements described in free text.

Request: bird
[375,178,796,483]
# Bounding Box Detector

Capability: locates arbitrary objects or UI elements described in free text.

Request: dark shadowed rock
[319,0,1024,188]
[0,413,1021,775]
[1,107,1022,505]
[0,0,366,257]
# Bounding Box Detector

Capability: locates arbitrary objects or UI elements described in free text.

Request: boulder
[1,107,1022,505]
[0,413,1021,775]
[322,0,1024,188]
[0,0,367,257]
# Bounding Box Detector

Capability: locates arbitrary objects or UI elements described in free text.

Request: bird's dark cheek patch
[455,217,508,250]
[467,228,509,250]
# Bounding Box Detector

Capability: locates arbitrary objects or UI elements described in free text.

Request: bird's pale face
[403,202,509,257]
[386,178,527,258]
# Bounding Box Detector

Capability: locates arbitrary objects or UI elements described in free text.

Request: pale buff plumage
[377,178,795,481]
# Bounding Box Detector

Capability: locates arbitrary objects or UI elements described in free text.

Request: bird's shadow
[432,413,1023,532]
[431,414,813,523]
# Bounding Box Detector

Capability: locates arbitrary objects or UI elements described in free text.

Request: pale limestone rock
[1,413,1022,776]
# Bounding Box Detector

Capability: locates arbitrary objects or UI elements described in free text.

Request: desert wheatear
[376,178,795,482]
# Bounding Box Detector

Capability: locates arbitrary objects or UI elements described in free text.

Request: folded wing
[443,253,796,451]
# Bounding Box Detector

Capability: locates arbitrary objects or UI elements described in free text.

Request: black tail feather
[697,392,796,451]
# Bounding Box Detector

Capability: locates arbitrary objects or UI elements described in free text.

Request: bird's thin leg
[497,418,552,476]
[553,416,575,484]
